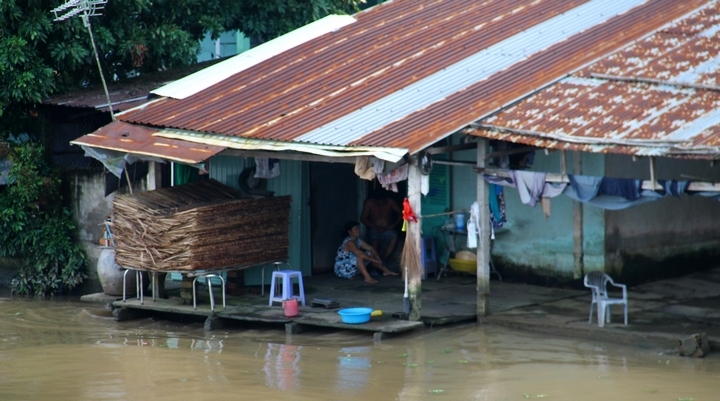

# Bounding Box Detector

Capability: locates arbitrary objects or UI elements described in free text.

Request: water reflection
[0,298,718,401]
[263,343,301,390]
[336,346,371,389]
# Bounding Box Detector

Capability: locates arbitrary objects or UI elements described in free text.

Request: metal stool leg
[192,276,199,310]
[137,270,144,305]
[218,275,226,309]
[123,269,130,302]
[207,277,215,312]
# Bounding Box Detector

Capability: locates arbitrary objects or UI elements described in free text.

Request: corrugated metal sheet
[470,1,720,159]
[152,15,357,100]
[155,129,407,162]
[44,59,224,112]
[70,121,226,164]
[112,0,705,157]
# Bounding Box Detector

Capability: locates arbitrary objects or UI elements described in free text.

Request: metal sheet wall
[211,156,310,285]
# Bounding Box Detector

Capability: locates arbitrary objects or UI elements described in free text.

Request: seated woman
[335,221,398,284]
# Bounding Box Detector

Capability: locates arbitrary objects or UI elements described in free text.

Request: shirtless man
[361,191,402,260]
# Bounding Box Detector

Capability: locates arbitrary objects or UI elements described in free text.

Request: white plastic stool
[268,270,305,306]
[261,261,292,296]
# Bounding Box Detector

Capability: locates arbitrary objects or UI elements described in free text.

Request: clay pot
[97,247,136,296]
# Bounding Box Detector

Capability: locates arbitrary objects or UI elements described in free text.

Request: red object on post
[402,198,417,222]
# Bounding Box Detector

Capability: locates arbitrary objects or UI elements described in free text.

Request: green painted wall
[209,156,311,285]
[448,134,605,282]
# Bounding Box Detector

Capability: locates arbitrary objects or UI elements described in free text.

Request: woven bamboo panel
[112,179,291,271]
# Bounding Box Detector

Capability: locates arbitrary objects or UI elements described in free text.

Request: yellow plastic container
[448,258,476,273]
[371,310,382,317]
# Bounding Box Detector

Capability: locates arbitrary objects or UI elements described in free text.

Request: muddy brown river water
[0,297,718,401]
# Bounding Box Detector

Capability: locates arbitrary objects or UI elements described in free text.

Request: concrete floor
[83,267,720,352]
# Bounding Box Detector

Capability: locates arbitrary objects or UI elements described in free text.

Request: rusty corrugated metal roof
[111,0,706,157]
[70,121,225,164]
[470,1,720,159]
[44,59,225,113]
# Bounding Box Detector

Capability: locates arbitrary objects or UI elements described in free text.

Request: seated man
[361,190,402,261]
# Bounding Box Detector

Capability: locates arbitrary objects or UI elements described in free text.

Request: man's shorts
[367,228,398,243]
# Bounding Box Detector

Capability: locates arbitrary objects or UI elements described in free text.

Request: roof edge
[151,14,357,100]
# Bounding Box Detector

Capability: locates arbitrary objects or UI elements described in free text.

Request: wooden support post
[572,152,584,279]
[147,161,161,191]
[407,161,423,321]
[476,139,490,317]
[649,156,658,190]
[560,151,567,176]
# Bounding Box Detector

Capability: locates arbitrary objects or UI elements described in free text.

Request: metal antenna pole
[51,0,114,120]
[82,14,115,121]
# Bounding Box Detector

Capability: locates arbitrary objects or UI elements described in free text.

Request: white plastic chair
[583,271,628,327]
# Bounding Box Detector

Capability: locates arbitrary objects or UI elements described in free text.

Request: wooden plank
[476,139,490,317]
[407,162,423,322]
[572,152,584,280]
[292,313,424,333]
[221,149,356,164]
[475,167,720,192]
[590,72,720,92]
[425,142,477,155]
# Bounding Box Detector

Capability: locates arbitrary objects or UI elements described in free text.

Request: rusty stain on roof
[470,1,720,159]
[70,121,225,163]
[113,0,706,156]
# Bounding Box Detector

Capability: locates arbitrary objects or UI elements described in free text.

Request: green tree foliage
[0,0,360,294]
[0,0,360,125]
[0,140,87,296]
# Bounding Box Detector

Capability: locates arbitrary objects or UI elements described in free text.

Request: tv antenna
[51,0,115,120]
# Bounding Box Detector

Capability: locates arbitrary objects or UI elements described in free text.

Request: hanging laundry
[567,174,602,201]
[484,171,565,209]
[377,163,409,192]
[653,180,691,198]
[354,156,376,180]
[467,201,481,249]
[372,157,385,175]
[508,170,547,207]
[599,178,641,200]
[421,174,430,196]
[564,174,660,210]
[254,158,280,179]
[489,184,506,229]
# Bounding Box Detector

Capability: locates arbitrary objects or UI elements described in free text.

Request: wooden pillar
[407,161,423,321]
[572,152,584,279]
[476,139,490,317]
[147,161,161,191]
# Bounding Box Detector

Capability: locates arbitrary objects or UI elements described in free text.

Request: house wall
[604,155,720,284]
[67,170,144,294]
[209,156,311,285]
[449,134,606,283]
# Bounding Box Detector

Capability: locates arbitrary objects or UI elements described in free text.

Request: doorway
[309,163,360,273]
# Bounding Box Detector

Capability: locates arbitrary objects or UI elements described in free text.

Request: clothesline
[419,209,468,219]
[476,167,720,192]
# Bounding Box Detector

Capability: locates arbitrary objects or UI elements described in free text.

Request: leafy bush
[0,141,87,295]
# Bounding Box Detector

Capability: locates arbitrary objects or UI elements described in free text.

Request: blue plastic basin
[338,307,373,324]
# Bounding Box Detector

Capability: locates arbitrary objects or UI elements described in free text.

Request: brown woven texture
[112,179,291,272]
